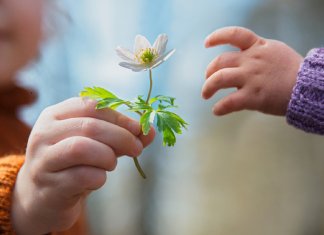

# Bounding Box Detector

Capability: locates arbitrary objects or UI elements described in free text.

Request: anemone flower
[116,34,175,72]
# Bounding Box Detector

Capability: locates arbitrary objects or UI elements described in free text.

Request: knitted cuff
[286,48,324,135]
[0,155,25,235]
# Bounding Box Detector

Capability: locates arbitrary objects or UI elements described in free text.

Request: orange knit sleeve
[0,155,25,235]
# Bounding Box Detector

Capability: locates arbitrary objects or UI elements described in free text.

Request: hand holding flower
[80,34,187,178]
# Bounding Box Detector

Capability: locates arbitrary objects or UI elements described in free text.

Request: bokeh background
[19,0,324,234]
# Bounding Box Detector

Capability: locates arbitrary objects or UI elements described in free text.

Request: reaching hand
[202,26,303,116]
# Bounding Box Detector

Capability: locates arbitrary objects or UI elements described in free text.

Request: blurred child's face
[0,0,42,86]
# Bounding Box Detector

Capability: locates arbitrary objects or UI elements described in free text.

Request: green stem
[133,157,147,179]
[132,69,153,179]
[145,69,153,104]
[125,102,143,116]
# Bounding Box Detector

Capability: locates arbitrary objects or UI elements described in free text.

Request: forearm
[286,48,324,135]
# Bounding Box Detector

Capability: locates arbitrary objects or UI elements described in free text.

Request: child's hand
[202,26,304,116]
[11,97,155,235]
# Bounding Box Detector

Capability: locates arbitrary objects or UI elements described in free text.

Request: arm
[286,48,324,135]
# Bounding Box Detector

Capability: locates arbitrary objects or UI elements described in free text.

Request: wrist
[11,165,48,235]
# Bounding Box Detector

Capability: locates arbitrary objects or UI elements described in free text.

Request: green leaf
[149,95,175,105]
[161,126,176,147]
[140,110,154,135]
[128,103,153,112]
[156,110,188,146]
[80,87,118,100]
[96,98,129,110]
[137,95,146,104]
[157,104,178,111]
[80,87,189,148]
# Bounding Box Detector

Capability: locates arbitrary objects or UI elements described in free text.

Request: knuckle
[29,129,45,145]
[253,85,263,96]
[245,63,261,76]
[251,52,262,60]
[229,26,240,39]
[66,137,89,156]
[115,113,128,127]
[257,37,267,46]
[216,70,225,84]
[81,97,97,111]
[79,118,98,137]
[215,54,224,66]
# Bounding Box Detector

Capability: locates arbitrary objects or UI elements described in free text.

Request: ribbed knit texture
[0,155,25,235]
[286,48,324,134]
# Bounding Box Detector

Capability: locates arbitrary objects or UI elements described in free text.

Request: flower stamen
[135,48,158,64]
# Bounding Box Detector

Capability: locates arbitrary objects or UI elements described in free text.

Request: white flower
[116,34,175,72]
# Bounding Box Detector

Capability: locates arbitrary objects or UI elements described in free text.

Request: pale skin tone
[0,0,155,234]
[202,26,304,116]
[12,98,155,234]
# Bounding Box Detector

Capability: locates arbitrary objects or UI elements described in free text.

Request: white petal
[134,35,151,54]
[119,62,148,72]
[150,49,176,69]
[116,46,135,62]
[153,34,168,55]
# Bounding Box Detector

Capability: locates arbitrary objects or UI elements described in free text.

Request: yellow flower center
[136,48,158,64]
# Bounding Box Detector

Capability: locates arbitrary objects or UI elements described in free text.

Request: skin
[12,98,155,234]
[202,26,304,116]
[0,1,155,234]
[0,0,42,86]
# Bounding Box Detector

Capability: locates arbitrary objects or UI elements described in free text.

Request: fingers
[44,97,141,136]
[47,117,144,157]
[202,68,244,99]
[54,166,107,195]
[205,51,241,79]
[139,126,156,148]
[45,136,117,172]
[212,90,248,116]
[205,26,259,50]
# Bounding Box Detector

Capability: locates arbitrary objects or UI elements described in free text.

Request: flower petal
[150,49,176,69]
[134,35,151,54]
[116,46,135,62]
[119,62,148,72]
[153,34,168,55]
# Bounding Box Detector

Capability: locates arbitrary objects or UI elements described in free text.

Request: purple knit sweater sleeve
[286,48,324,135]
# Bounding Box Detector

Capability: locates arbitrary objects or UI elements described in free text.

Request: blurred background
[19,0,324,234]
